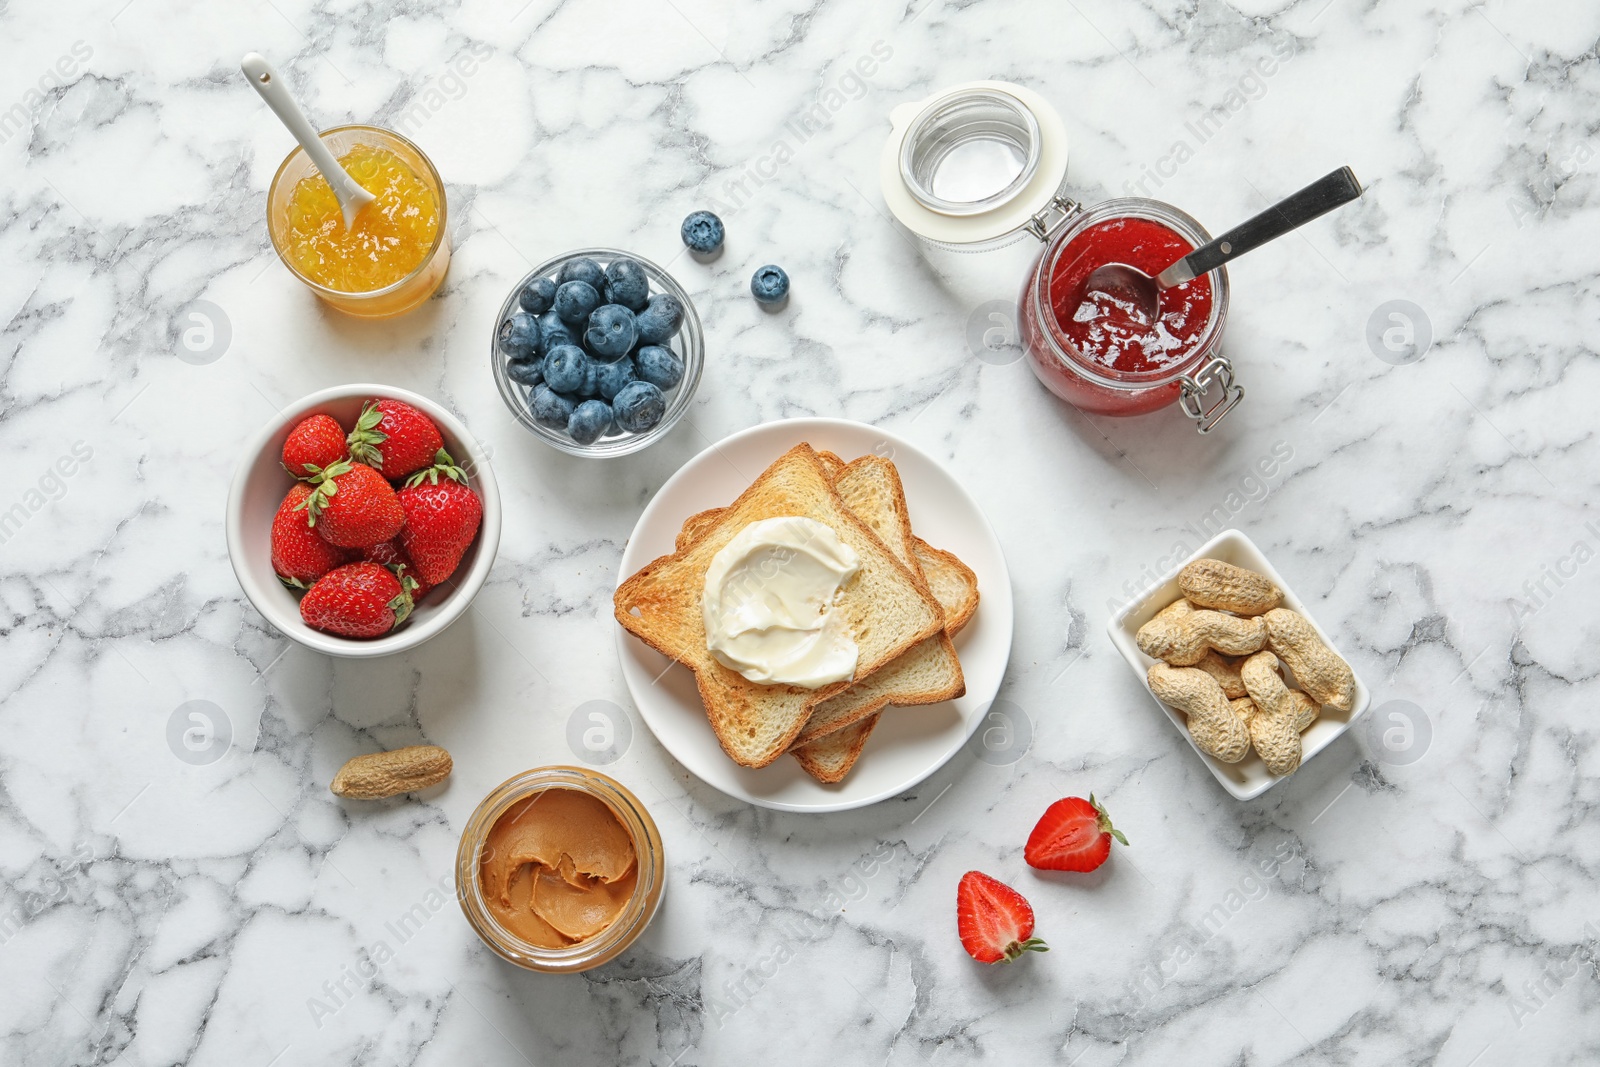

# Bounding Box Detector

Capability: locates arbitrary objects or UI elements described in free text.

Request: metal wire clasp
[1177,356,1244,434]
[1025,196,1081,243]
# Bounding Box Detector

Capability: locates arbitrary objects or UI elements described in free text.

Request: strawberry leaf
[346,401,389,469]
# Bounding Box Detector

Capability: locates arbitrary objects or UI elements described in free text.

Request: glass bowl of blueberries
[491,248,704,458]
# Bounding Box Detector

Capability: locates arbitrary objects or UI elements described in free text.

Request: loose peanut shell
[1178,558,1282,615]
[1263,608,1355,712]
[331,745,453,799]
[1148,662,1251,763]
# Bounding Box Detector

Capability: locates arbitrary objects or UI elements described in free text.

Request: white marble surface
[1,0,1597,1064]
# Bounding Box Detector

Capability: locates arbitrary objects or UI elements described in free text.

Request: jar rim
[455,766,665,973]
[1029,197,1230,389]
[266,123,449,300]
[898,87,1042,217]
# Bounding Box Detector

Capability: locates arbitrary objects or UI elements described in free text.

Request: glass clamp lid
[880,81,1072,250]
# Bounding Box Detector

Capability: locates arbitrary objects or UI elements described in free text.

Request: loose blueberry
[585,304,638,360]
[635,293,685,344]
[568,399,613,445]
[595,355,637,400]
[554,280,601,324]
[634,344,684,390]
[518,277,557,315]
[498,311,542,359]
[530,385,576,430]
[542,343,591,394]
[751,264,789,305]
[603,258,650,312]
[680,210,724,254]
[557,257,607,292]
[507,356,544,387]
[538,309,577,350]
[613,380,667,433]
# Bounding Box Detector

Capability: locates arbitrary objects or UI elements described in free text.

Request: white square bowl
[1106,529,1370,801]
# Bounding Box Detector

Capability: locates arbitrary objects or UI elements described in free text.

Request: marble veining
[0,0,1596,1064]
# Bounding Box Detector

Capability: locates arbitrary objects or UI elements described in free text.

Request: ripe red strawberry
[362,538,433,601]
[1024,794,1129,873]
[397,450,482,586]
[346,399,443,480]
[271,484,352,587]
[298,460,405,548]
[957,871,1048,964]
[282,414,348,479]
[300,561,414,638]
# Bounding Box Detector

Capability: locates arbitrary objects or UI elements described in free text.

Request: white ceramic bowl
[226,384,501,659]
[1107,529,1370,801]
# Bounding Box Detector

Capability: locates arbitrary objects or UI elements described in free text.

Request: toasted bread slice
[789,456,965,749]
[913,537,980,637]
[615,444,944,768]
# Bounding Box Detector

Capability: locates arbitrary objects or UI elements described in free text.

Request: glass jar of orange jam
[267,125,450,318]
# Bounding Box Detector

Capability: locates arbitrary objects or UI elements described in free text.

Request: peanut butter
[480,788,638,948]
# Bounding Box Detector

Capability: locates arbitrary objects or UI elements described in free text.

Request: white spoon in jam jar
[241,52,375,230]
[1084,167,1364,323]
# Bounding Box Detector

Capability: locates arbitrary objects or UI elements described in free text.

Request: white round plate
[614,418,1014,813]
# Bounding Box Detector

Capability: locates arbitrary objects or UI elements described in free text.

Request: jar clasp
[1178,356,1244,434]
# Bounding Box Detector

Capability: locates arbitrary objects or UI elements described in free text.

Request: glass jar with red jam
[880,82,1243,432]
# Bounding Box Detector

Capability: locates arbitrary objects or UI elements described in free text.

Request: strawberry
[1024,794,1129,873]
[300,561,414,638]
[271,484,352,588]
[346,399,443,480]
[362,538,433,602]
[282,414,349,479]
[397,450,482,586]
[957,871,1048,964]
[297,460,405,548]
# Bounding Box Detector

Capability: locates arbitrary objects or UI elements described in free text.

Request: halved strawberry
[298,460,406,549]
[300,561,413,638]
[271,484,352,588]
[362,539,433,602]
[957,871,1047,964]
[397,450,482,586]
[282,414,348,479]
[1024,794,1129,873]
[347,399,443,480]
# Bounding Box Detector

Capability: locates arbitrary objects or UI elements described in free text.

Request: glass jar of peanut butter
[456,766,664,973]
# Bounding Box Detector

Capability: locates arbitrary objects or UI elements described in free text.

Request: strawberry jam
[1047,216,1212,374]
[1020,201,1227,417]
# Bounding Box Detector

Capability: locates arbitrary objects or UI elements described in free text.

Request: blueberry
[568,399,613,445]
[680,210,724,254]
[603,258,650,312]
[498,311,542,359]
[518,277,557,315]
[557,257,607,292]
[751,264,789,305]
[530,384,575,430]
[584,304,637,360]
[613,380,667,433]
[576,356,601,398]
[554,280,601,324]
[507,356,544,387]
[538,309,577,350]
[635,293,685,344]
[634,344,683,390]
[542,343,591,394]
[594,355,637,400]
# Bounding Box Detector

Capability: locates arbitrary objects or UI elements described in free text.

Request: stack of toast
[614,443,978,784]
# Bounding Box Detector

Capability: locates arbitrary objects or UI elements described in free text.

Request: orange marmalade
[283,144,440,294]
